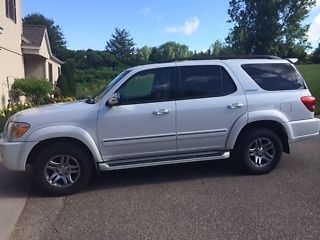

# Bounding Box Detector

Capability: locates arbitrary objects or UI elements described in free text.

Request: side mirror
[106,93,120,107]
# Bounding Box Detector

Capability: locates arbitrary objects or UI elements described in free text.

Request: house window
[48,63,53,83]
[6,0,16,23]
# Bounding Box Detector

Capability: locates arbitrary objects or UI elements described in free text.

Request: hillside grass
[297,64,320,115]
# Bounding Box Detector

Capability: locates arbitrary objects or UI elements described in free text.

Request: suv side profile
[1,56,319,195]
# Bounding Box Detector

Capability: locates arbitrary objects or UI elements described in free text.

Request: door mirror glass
[106,93,120,107]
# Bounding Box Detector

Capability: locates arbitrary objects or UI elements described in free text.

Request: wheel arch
[232,120,290,154]
[25,125,103,173]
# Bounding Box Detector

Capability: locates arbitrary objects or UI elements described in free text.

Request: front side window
[242,63,306,91]
[180,65,237,99]
[118,68,173,105]
[6,0,16,23]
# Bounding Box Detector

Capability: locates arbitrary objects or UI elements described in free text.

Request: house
[0,0,62,108]
[22,25,63,84]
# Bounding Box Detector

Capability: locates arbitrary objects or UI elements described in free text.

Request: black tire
[233,128,283,174]
[33,142,93,196]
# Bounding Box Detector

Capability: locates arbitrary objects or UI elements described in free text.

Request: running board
[98,151,230,171]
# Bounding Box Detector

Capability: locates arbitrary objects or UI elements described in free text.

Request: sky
[23,0,320,52]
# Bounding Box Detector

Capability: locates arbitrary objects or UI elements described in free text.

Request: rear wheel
[233,128,283,174]
[33,142,92,196]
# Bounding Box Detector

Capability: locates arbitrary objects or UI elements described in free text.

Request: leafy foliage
[208,40,234,57]
[311,43,320,63]
[11,77,53,104]
[106,28,136,67]
[23,13,67,60]
[298,64,320,114]
[57,61,76,96]
[74,68,121,99]
[226,0,315,60]
[0,103,35,132]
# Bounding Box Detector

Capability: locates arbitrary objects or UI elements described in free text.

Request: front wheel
[233,128,283,174]
[33,142,93,196]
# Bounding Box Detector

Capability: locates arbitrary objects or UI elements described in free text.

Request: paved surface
[0,166,31,240]
[7,137,320,240]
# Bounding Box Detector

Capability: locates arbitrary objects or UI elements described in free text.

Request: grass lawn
[297,64,320,115]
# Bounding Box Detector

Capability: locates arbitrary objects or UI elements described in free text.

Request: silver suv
[1,56,319,195]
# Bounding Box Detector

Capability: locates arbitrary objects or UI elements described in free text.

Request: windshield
[87,69,132,103]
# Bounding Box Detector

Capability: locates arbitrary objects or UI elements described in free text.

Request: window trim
[6,0,17,23]
[115,67,177,106]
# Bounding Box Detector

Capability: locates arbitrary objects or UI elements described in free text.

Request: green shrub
[0,103,35,132]
[11,77,53,104]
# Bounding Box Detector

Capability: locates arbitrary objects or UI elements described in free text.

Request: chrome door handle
[227,103,244,109]
[153,109,171,115]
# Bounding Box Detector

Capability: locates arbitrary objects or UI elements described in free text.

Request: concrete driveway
[0,166,31,240]
[5,137,320,240]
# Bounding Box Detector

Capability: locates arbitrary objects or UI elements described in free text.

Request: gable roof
[22,25,63,64]
[22,25,46,47]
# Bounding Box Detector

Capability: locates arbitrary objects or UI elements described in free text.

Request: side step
[98,151,230,171]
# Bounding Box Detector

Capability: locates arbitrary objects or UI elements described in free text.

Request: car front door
[176,63,247,153]
[97,66,177,162]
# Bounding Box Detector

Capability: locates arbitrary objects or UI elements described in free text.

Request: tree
[209,40,233,57]
[148,42,192,62]
[226,0,315,58]
[106,28,135,67]
[149,47,162,63]
[311,43,320,63]
[57,61,76,96]
[158,42,192,60]
[136,46,152,63]
[23,13,67,60]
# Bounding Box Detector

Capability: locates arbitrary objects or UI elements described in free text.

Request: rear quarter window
[241,63,306,91]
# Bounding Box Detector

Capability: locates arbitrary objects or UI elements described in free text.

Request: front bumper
[283,118,320,143]
[0,138,37,171]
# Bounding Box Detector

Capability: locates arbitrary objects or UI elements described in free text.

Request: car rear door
[176,62,247,153]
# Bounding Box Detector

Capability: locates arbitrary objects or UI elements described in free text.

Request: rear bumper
[283,118,320,143]
[0,139,37,171]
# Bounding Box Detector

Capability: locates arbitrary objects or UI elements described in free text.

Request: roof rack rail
[151,55,281,64]
[218,55,281,60]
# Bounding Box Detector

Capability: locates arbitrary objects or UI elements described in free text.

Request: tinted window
[242,63,306,91]
[118,68,173,105]
[180,65,237,99]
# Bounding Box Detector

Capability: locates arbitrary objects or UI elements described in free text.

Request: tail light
[300,96,316,112]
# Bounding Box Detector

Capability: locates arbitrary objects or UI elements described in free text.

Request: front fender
[26,125,103,163]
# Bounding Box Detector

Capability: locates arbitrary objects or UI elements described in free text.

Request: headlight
[7,122,30,139]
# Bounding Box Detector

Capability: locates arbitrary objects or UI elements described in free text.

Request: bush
[11,77,53,104]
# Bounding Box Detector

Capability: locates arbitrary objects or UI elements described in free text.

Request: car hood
[11,101,99,127]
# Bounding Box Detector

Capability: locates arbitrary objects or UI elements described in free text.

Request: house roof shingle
[22,25,46,47]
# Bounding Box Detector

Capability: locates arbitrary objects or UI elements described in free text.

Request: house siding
[0,0,25,108]
[24,55,46,79]
[45,59,61,84]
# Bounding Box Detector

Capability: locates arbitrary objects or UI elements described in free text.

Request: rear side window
[242,63,306,91]
[180,65,237,99]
